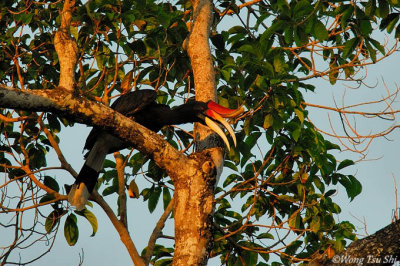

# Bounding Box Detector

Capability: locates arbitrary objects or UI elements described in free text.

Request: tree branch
[0,85,195,183]
[115,152,128,227]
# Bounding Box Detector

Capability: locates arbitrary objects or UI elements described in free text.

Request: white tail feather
[68,183,90,211]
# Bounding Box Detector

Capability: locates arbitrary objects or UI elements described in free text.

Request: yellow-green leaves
[64,214,79,246]
[76,209,98,237]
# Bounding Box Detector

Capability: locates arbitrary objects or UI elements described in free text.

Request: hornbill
[68,89,244,210]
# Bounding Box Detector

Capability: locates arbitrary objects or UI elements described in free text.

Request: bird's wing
[111,89,157,116]
[83,89,157,151]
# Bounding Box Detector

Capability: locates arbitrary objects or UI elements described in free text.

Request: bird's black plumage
[69,89,211,210]
[83,89,206,152]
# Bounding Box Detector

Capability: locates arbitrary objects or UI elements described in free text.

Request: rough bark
[185,0,219,152]
[54,0,78,92]
[172,0,220,265]
[310,220,400,265]
[173,150,221,265]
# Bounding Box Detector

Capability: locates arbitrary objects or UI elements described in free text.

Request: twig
[114,152,128,227]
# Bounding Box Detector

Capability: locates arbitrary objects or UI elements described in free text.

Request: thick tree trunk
[173,152,219,265]
[310,220,400,265]
[172,0,220,265]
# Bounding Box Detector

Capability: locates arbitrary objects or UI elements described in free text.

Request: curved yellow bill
[209,110,237,147]
[205,117,231,151]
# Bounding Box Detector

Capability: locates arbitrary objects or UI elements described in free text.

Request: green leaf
[360,20,372,36]
[17,13,34,24]
[102,184,118,196]
[103,159,116,168]
[342,37,358,58]
[243,250,258,265]
[257,232,274,239]
[45,209,66,234]
[39,193,55,204]
[44,176,59,192]
[95,55,104,70]
[273,54,287,74]
[313,20,329,42]
[211,33,225,50]
[284,26,293,44]
[294,108,304,123]
[380,13,400,32]
[260,20,285,46]
[223,174,240,187]
[310,216,320,232]
[339,175,362,201]
[47,114,61,133]
[148,186,162,213]
[162,187,171,210]
[293,0,313,19]
[337,159,354,170]
[291,128,301,142]
[324,189,337,198]
[365,0,376,17]
[263,114,273,129]
[386,15,400,34]
[64,214,79,246]
[341,5,354,29]
[377,0,389,18]
[128,180,140,198]
[70,26,78,40]
[294,26,308,47]
[368,38,385,55]
[348,175,362,200]
[76,209,98,237]
[288,212,300,229]
[237,44,259,56]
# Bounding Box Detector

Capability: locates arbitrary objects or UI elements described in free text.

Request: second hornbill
[68,89,244,210]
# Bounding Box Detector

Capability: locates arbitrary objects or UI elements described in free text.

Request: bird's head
[193,101,244,150]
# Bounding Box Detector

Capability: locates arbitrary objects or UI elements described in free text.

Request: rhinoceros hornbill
[68,89,244,210]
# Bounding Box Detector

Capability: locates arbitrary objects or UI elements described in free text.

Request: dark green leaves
[64,214,79,246]
[342,38,359,59]
[337,159,354,171]
[148,186,162,213]
[313,20,329,42]
[44,176,60,192]
[45,209,67,234]
[339,175,362,201]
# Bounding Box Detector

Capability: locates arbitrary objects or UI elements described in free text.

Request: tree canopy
[1,0,400,265]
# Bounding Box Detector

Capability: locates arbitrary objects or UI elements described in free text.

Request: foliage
[0,0,399,264]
